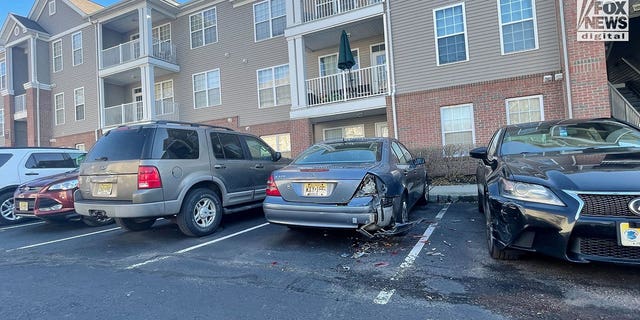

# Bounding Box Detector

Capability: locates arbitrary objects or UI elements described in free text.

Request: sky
[0,1,122,29]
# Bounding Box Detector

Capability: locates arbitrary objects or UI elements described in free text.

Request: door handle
[214,164,226,169]
[403,169,409,176]
[254,164,264,169]
[25,173,39,176]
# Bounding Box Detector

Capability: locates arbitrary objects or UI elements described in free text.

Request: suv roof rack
[152,120,234,131]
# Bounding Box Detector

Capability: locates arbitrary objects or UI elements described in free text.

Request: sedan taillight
[138,166,162,189]
[355,173,379,197]
[266,174,281,196]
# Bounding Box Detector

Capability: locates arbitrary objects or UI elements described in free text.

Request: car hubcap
[1,198,19,221]
[424,183,430,202]
[194,198,216,228]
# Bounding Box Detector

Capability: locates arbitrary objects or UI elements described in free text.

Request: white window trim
[192,68,222,109]
[256,64,290,109]
[74,87,85,121]
[52,39,63,73]
[154,79,175,116]
[433,2,470,66]
[0,60,6,90]
[253,0,286,42]
[72,31,83,66]
[318,48,360,76]
[49,1,56,15]
[0,108,4,137]
[505,94,544,125]
[497,0,539,55]
[375,122,388,137]
[260,133,291,153]
[440,103,475,146]
[189,7,218,49]
[322,124,365,141]
[55,92,65,126]
[75,143,85,151]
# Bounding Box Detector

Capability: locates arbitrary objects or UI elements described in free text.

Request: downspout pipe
[559,0,573,119]
[92,17,101,142]
[34,34,40,146]
[384,0,399,139]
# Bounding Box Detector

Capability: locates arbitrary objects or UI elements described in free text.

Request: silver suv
[0,147,86,224]
[74,121,286,236]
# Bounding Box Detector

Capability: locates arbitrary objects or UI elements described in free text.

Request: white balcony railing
[101,38,177,69]
[305,64,387,107]
[14,94,26,119]
[155,100,177,117]
[610,83,640,128]
[302,0,382,23]
[104,100,179,127]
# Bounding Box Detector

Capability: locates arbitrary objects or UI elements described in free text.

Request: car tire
[418,179,430,205]
[82,216,115,227]
[115,217,156,231]
[176,188,222,237]
[394,194,409,224]
[477,189,484,214]
[0,191,21,225]
[485,197,521,260]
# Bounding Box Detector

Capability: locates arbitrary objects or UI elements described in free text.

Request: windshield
[87,127,153,161]
[501,120,640,155]
[293,141,382,164]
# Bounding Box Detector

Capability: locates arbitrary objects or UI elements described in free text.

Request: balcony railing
[104,100,179,127]
[305,64,387,107]
[14,94,26,119]
[302,0,383,23]
[101,38,177,69]
[610,83,640,128]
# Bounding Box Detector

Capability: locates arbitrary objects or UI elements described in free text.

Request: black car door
[478,128,504,205]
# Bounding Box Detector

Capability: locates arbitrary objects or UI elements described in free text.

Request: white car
[0,148,86,225]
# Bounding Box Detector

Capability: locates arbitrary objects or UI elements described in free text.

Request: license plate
[19,201,28,211]
[96,183,113,196]
[619,222,640,247]
[303,183,328,197]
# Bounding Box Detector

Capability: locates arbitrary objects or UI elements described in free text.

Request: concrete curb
[428,184,478,203]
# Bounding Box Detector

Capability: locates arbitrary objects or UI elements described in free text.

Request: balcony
[301,0,383,23]
[103,100,179,128]
[305,65,387,106]
[14,94,26,120]
[101,38,177,70]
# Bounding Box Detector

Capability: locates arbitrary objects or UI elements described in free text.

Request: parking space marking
[126,223,270,269]
[0,221,46,231]
[373,203,451,305]
[6,227,121,251]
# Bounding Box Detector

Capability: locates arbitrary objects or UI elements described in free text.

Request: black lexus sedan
[470,118,640,264]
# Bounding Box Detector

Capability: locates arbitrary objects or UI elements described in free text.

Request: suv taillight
[266,174,281,196]
[138,166,162,189]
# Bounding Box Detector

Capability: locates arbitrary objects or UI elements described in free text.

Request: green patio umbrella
[338,30,355,94]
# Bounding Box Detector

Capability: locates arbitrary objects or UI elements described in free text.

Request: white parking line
[126,222,270,269]
[6,227,121,252]
[373,203,451,305]
[0,221,46,231]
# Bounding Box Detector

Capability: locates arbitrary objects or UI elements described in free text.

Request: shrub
[412,144,477,185]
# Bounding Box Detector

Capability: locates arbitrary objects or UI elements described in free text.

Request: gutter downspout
[384,0,399,139]
[34,34,40,146]
[92,18,101,142]
[559,0,573,119]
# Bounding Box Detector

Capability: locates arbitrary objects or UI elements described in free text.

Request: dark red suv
[13,170,113,227]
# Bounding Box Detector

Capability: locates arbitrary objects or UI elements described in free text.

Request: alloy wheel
[0,198,20,221]
[194,198,217,228]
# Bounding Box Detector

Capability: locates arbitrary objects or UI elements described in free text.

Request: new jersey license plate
[18,201,28,211]
[619,222,640,247]
[96,183,113,196]
[303,183,328,197]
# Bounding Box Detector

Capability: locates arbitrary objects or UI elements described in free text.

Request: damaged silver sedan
[263,138,429,237]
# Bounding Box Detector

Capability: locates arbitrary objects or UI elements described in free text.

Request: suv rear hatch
[78,127,155,201]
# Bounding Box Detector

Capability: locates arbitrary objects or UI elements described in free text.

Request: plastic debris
[374,261,389,267]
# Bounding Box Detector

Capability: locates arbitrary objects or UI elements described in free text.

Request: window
[151,128,200,160]
[152,23,171,56]
[257,65,290,108]
[193,69,221,108]
[190,8,217,49]
[261,133,291,158]
[506,95,543,124]
[75,143,85,151]
[323,124,365,140]
[498,0,537,54]
[72,32,83,66]
[0,61,6,90]
[254,0,286,41]
[155,80,174,115]
[52,40,63,72]
[25,153,77,169]
[319,50,360,76]
[441,104,474,146]
[375,122,388,137]
[391,142,413,165]
[74,87,85,121]
[244,136,274,161]
[0,109,4,137]
[216,133,246,160]
[433,3,468,65]
[54,93,64,125]
[49,1,56,15]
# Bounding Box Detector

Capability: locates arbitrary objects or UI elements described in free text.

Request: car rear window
[0,154,12,168]
[294,141,382,164]
[87,128,154,161]
[150,128,200,159]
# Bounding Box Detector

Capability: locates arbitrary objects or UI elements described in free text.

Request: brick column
[560,0,610,119]
[3,94,15,147]
[291,118,313,157]
[39,90,53,147]
[25,88,37,146]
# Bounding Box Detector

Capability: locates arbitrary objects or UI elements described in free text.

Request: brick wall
[394,72,566,149]
[51,130,98,150]
[3,94,14,146]
[291,118,313,156]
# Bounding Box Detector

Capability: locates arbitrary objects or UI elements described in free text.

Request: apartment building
[0,0,635,156]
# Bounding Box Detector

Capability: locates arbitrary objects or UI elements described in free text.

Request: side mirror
[469,147,488,160]
[413,157,425,166]
[272,152,282,162]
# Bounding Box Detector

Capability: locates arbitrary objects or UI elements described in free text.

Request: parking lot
[1,201,638,320]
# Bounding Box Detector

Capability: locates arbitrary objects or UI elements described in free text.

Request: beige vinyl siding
[313,114,387,143]
[35,0,86,36]
[50,24,99,138]
[391,0,561,94]
[37,39,51,84]
[7,22,27,44]
[11,47,28,95]
[172,1,290,127]
[305,35,385,80]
